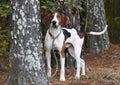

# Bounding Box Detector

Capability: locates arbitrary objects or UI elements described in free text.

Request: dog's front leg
[60,55,65,81]
[46,50,51,77]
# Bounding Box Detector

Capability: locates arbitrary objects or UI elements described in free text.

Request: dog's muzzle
[52,21,56,26]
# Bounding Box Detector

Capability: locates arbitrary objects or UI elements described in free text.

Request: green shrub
[0,0,10,57]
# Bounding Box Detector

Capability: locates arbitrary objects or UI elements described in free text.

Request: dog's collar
[49,29,61,40]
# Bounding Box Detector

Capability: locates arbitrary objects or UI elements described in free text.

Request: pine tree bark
[8,0,50,85]
[86,0,110,53]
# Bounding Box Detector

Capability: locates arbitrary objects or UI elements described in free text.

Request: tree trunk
[86,0,110,53]
[8,0,50,85]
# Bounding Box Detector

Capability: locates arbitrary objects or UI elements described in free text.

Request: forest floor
[0,44,120,85]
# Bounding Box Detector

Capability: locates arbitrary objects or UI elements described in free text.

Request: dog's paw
[47,71,51,78]
[60,77,65,81]
[60,70,65,81]
[81,72,85,75]
[75,75,80,80]
[60,76,65,81]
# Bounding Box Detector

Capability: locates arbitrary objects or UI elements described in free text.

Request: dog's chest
[53,29,71,49]
[51,36,64,50]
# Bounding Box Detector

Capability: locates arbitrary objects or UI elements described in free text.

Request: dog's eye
[57,15,61,19]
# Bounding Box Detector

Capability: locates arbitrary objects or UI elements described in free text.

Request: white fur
[51,13,59,27]
[88,25,108,35]
[45,26,85,81]
[44,13,107,81]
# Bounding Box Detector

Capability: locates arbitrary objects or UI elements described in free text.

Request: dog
[42,12,108,81]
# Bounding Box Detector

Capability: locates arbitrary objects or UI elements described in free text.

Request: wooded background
[0,0,120,85]
[0,0,120,58]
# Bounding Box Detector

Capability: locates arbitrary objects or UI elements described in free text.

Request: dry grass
[51,44,120,85]
[51,66,120,85]
[0,44,120,85]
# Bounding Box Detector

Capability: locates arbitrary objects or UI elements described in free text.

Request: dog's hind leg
[80,58,85,75]
[68,46,81,79]
[68,44,85,78]
[74,43,85,78]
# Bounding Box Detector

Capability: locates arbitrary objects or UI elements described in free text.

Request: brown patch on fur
[61,41,66,57]
[77,31,86,38]
[86,32,91,34]
[42,13,70,27]
[42,13,53,27]
[59,13,70,27]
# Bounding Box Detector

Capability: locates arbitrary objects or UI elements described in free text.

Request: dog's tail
[86,25,108,35]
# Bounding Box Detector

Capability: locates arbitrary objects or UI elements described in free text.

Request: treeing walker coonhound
[42,12,108,81]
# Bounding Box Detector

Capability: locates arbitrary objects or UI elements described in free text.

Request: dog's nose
[52,21,56,26]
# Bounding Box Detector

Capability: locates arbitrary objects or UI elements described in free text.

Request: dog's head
[42,12,70,28]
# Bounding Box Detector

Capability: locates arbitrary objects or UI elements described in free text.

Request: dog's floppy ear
[42,13,53,27]
[60,13,70,27]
